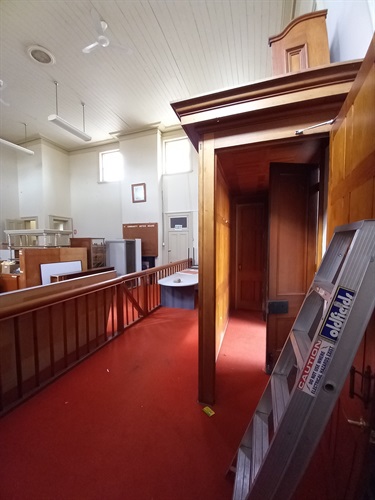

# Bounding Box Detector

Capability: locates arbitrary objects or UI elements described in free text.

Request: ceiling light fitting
[0,123,34,155]
[47,82,91,142]
[0,138,34,155]
[27,45,56,65]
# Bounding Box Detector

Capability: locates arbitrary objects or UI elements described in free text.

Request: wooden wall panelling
[328,41,375,236]
[198,134,216,405]
[215,163,230,355]
[326,35,375,499]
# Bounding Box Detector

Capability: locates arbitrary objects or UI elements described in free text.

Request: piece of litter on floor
[106,369,110,372]
[202,406,215,417]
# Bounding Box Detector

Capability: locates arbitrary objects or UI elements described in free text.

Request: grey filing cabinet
[105,239,142,276]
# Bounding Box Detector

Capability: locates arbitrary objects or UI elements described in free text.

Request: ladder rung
[251,411,269,480]
[231,221,375,500]
[233,446,252,500]
[290,329,310,370]
[313,279,334,299]
[271,373,290,430]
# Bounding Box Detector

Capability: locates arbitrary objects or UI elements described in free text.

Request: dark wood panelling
[267,163,315,369]
[235,202,266,311]
[325,35,375,499]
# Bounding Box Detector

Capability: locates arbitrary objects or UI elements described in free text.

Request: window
[99,150,124,182]
[170,216,188,229]
[164,138,191,174]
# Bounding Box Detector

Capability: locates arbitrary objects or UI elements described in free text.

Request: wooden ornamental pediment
[269,10,330,75]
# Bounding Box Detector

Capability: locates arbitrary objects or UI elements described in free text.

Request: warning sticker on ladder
[297,286,356,396]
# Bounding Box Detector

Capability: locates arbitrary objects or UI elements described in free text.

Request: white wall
[0,146,19,242]
[69,128,198,266]
[119,129,163,264]
[295,0,375,61]
[69,144,123,240]
[41,142,71,226]
[318,0,375,62]
[161,130,199,263]
[17,141,43,223]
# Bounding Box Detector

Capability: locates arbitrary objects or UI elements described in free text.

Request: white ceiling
[0,0,309,151]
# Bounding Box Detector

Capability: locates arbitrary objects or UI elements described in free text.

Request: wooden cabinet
[70,238,106,268]
[0,274,20,292]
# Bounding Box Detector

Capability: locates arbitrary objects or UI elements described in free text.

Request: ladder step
[290,329,311,370]
[231,220,375,500]
[251,411,269,480]
[313,279,335,299]
[271,373,290,430]
[233,446,252,500]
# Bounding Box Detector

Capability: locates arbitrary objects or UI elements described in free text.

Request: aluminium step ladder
[230,219,375,500]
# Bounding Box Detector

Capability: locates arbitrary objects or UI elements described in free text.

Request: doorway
[235,201,267,312]
[266,162,319,371]
[227,141,326,371]
[165,212,193,263]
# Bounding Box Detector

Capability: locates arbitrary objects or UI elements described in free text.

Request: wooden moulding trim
[268,9,328,46]
[171,61,361,120]
[179,83,351,127]
[172,63,361,151]
[183,92,348,152]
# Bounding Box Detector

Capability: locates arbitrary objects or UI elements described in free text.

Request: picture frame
[131,183,146,203]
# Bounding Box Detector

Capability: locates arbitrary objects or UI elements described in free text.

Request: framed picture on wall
[131,183,146,203]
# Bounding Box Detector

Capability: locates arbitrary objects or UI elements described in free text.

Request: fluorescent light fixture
[48,114,92,142]
[0,138,35,155]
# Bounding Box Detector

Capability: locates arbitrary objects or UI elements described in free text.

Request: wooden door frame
[172,61,360,405]
[163,211,193,264]
[233,199,267,312]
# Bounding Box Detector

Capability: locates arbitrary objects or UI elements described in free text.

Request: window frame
[99,148,123,183]
[163,137,192,175]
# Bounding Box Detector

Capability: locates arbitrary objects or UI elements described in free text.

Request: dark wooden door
[266,163,318,372]
[235,202,266,311]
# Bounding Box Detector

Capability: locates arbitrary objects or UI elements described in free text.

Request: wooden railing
[0,259,192,416]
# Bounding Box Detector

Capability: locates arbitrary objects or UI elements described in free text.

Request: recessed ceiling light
[27,45,56,65]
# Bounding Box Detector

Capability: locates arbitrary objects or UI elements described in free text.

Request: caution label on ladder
[298,286,356,396]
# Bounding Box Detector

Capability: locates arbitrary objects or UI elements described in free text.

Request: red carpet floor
[0,308,269,500]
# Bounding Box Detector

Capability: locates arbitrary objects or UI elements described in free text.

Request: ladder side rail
[315,230,355,284]
[231,221,375,500]
[247,390,315,499]
[273,256,375,499]
[248,222,375,499]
